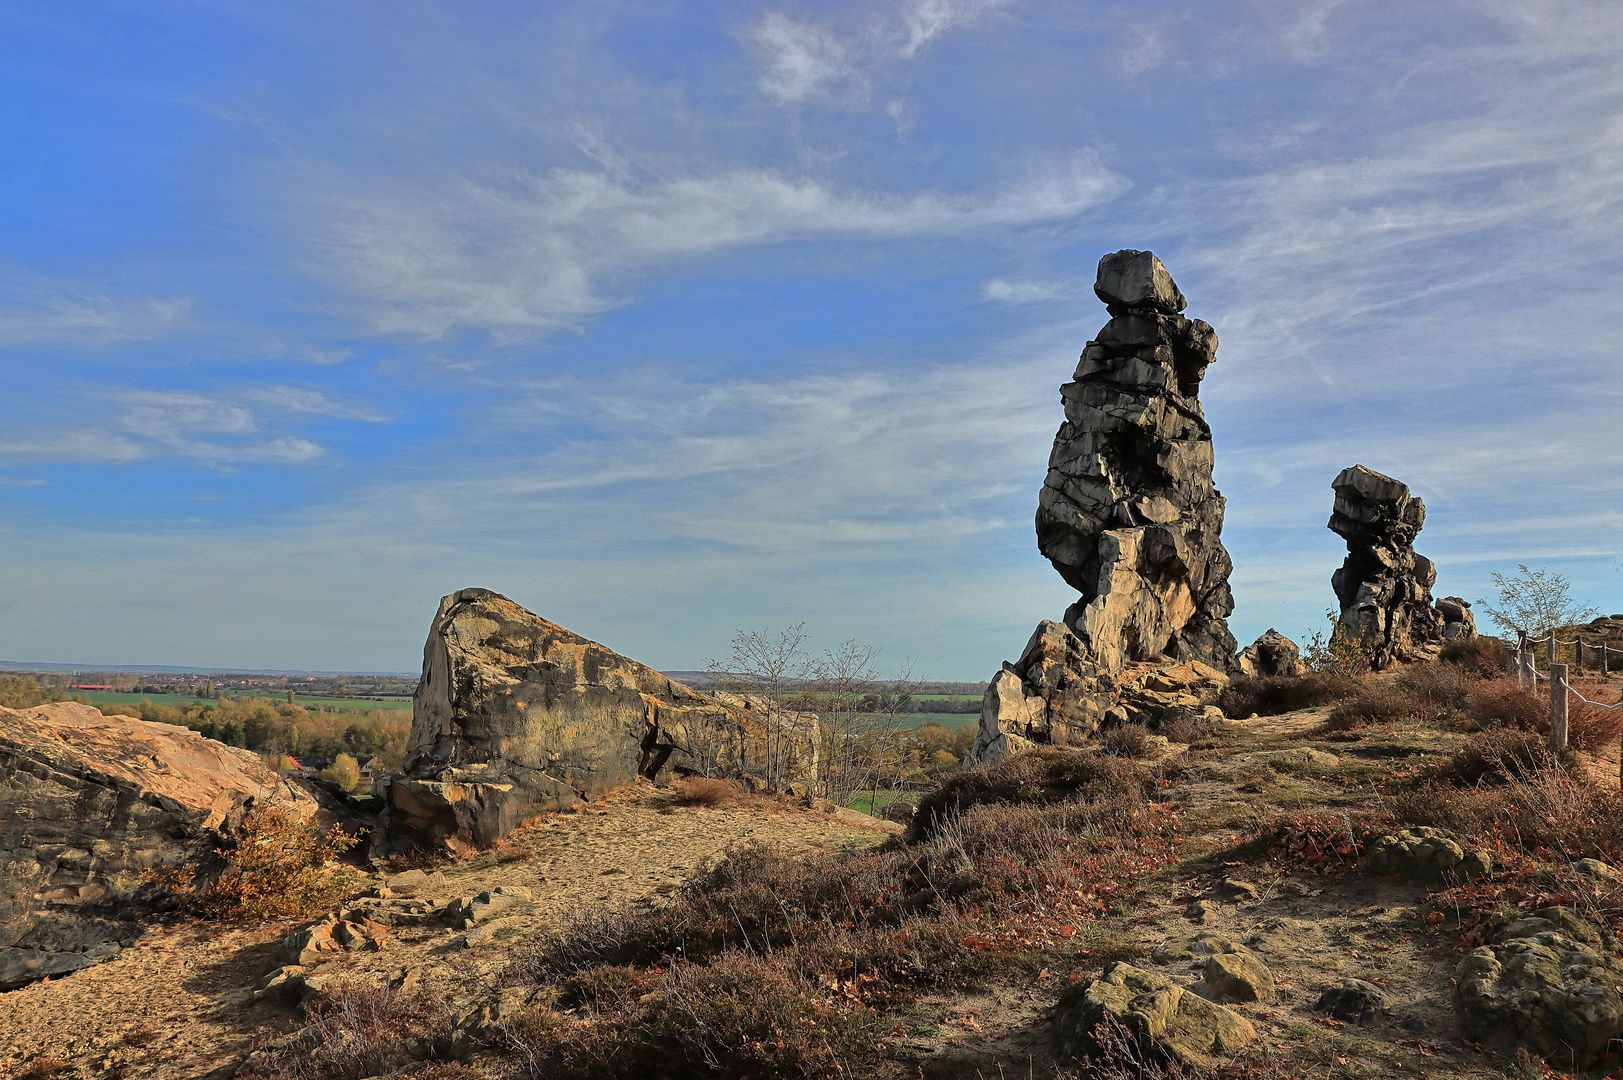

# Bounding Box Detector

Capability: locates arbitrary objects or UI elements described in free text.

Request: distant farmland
[70,690,413,712]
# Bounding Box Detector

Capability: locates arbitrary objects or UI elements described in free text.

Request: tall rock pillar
[1328,465,1441,669]
[967,250,1237,766]
[1037,249,1237,672]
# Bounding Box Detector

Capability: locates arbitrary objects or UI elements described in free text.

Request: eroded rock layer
[968,251,1235,768]
[0,703,304,990]
[1036,249,1238,674]
[1328,465,1441,669]
[385,589,817,851]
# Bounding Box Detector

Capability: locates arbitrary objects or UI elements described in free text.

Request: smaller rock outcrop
[963,632,1226,768]
[385,589,819,852]
[1329,465,1442,669]
[1236,629,1302,678]
[1053,961,1257,1068]
[0,702,312,990]
[1456,907,1623,1065]
[1435,596,1477,641]
[1368,827,1493,882]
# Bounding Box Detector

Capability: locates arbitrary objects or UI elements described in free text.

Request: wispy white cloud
[0,430,144,464]
[312,154,1127,338]
[245,385,390,422]
[0,278,191,348]
[751,12,863,104]
[983,277,1067,303]
[895,0,1014,57]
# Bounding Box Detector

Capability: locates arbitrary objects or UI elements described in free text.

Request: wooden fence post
[1518,650,1532,690]
[1549,662,1569,752]
[1548,631,1557,667]
[1604,642,1610,678]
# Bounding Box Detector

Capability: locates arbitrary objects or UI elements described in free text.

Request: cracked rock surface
[1036,249,1237,676]
[1328,465,1442,669]
[385,588,819,851]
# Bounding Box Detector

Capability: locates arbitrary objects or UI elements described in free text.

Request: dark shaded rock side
[1328,465,1442,669]
[0,702,310,990]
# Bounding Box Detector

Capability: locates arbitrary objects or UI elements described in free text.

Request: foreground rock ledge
[0,702,307,990]
[382,588,818,852]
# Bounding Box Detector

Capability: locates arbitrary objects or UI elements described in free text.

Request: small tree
[321,752,362,792]
[803,641,917,808]
[703,625,813,790]
[1478,565,1598,642]
[1302,610,1376,676]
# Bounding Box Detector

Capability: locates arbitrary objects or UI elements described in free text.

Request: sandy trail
[0,786,896,1080]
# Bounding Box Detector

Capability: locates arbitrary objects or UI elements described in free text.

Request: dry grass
[1099,723,1152,758]
[1217,673,1357,718]
[673,776,735,807]
[907,747,1150,843]
[1465,676,1622,752]
[237,979,454,1080]
[1440,634,1509,676]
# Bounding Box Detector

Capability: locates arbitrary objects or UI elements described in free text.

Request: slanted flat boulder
[0,702,311,990]
[1054,961,1256,1068]
[1456,907,1623,1066]
[385,589,819,851]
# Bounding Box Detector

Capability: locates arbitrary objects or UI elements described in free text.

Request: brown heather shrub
[1440,634,1508,677]
[1217,673,1357,719]
[906,747,1149,843]
[1100,723,1152,758]
[1437,730,1567,786]
[499,952,884,1080]
[1396,759,1623,862]
[1158,709,1221,744]
[150,801,362,920]
[238,979,455,1080]
[673,776,734,807]
[1464,677,1623,753]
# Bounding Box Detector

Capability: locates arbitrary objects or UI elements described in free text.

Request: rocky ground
[0,785,898,1079]
[6,677,1623,1080]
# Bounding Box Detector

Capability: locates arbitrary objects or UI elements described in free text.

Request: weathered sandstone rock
[1237,628,1302,678]
[0,702,308,989]
[1368,826,1493,882]
[971,251,1236,768]
[384,589,818,851]
[1456,907,1623,1065]
[1435,596,1478,641]
[1053,961,1256,1068]
[1037,250,1237,674]
[1329,465,1441,669]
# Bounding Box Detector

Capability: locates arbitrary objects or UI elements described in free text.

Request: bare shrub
[906,748,1149,843]
[1464,677,1623,753]
[1159,709,1221,744]
[673,776,734,808]
[239,979,454,1080]
[1437,730,1566,786]
[1324,685,1420,731]
[153,801,361,920]
[1217,674,1357,719]
[1440,635,1508,677]
[1100,723,1152,758]
[1397,763,1623,862]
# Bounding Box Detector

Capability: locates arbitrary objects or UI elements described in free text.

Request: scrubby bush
[906,747,1149,843]
[1099,723,1152,758]
[1217,674,1357,719]
[238,979,455,1080]
[163,801,362,920]
[673,776,733,807]
[1440,635,1508,677]
[1463,677,1622,753]
[1437,730,1567,786]
[1396,763,1623,863]
[1157,709,1222,744]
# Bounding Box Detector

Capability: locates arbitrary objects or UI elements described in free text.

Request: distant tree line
[0,676,410,771]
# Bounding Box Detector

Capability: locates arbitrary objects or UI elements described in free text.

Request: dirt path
[0,786,897,1080]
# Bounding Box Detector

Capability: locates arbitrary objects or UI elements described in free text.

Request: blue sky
[1,0,1620,677]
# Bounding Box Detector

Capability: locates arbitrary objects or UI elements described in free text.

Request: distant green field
[913,694,981,703]
[897,712,977,730]
[72,691,412,712]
